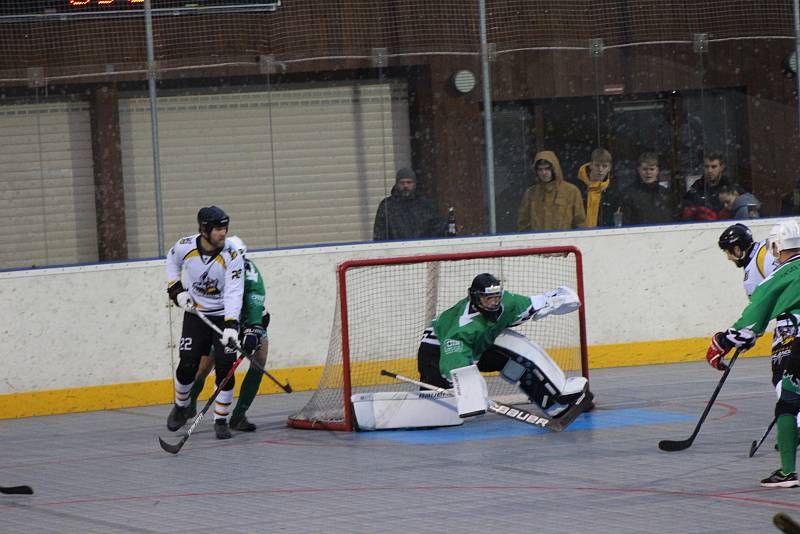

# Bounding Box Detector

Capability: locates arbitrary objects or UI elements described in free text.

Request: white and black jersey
[166,234,245,322]
[743,239,777,298]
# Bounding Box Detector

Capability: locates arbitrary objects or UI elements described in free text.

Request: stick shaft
[684,348,741,443]
[659,348,741,451]
[159,353,245,454]
[191,308,291,393]
[750,416,777,457]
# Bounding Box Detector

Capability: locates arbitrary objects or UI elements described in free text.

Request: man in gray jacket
[373,167,444,241]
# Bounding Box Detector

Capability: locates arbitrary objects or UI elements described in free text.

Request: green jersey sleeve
[732,259,800,335]
[241,260,266,327]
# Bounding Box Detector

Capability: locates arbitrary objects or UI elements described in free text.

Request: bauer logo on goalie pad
[444,339,463,354]
[491,403,549,427]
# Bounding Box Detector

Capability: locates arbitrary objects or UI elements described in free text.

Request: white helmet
[768,220,800,254]
[227,235,247,257]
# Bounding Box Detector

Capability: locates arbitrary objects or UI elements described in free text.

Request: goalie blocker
[352,328,591,430]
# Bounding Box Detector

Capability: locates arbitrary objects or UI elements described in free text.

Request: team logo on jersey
[230,249,239,260]
[179,237,193,244]
[443,339,463,354]
[193,271,221,296]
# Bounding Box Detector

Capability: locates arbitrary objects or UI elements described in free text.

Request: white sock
[215,389,234,421]
[174,378,193,407]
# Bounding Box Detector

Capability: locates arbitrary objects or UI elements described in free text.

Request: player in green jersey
[706,220,800,488]
[418,273,592,422]
[187,236,270,436]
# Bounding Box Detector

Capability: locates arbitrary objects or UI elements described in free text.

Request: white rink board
[0,219,784,394]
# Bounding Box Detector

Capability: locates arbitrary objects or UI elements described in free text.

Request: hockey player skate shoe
[230,415,256,432]
[760,469,800,488]
[214,419,232,440]
[166,404,191,431]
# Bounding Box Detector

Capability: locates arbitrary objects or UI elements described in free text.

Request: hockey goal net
[287,246,588,431]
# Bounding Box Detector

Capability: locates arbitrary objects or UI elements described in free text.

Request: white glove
[176,291,194,311]
[221,328,239,349]
[533,286,580,320]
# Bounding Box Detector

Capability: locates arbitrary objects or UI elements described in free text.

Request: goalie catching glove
[706,328,756,370]
[532,286,581,321]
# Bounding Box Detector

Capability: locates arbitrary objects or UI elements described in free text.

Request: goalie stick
[158,351,246,454]
[379,370,588,432]
[749,416,777,458]
[658,348,741,452]
[0,485,33,495]
[191,308,292,394]
[774,512,800,534]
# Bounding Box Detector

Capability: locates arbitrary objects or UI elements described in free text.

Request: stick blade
[658,439,692,452]
[0,485,33,495]
[158,436,183,455]
[774,512,800,534]
[283,382,293,393]
[749,440,758,458]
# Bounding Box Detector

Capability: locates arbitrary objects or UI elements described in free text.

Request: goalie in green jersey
[705,220,800,488]
[417,273,593,423]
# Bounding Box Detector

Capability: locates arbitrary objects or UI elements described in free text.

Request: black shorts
[416,328,508,389]
[175,312,236,388]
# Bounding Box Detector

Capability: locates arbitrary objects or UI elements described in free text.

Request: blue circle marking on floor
[355,408,696,444]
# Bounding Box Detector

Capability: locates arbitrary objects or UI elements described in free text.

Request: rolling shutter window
[119,82,410,258]
[0,102,96,270]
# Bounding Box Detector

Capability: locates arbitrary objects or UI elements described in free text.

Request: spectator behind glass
[680,152,731,221]
[718,184,761,219]
[517,150,585,232]
[574,148,615,227]
[373,167,442,241]
[618,152,674,226]
[780,177,800,216]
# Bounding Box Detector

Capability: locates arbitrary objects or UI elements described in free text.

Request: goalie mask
[718,223,753,267]
[469,273,504,321]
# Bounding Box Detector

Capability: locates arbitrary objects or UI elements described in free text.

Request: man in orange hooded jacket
[517,150,585,232]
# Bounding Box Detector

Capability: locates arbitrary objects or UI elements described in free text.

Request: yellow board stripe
[0,335,772,420]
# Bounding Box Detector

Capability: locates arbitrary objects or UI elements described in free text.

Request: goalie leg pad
[493,329,588,414]
[451,364,489,418]
[351,391,463,431]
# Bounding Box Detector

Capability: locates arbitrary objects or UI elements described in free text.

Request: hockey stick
[191,308,292,393]
[380,370,588,432]
[774,512,800,534]
[158,352,246,454]
[749,416,777,457]
[658,348,742,452]
[0,485,33,495]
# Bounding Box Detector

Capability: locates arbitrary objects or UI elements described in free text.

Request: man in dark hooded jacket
[373,167,443,241]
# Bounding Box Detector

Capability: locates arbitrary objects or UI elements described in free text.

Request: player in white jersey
[165,206,245,439]
[718,223,777,298]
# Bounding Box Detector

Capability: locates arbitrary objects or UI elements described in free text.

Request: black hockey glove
[241,325,266,355]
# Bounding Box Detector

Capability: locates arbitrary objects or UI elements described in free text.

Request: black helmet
[468,273,504,320]
[718,223,753,252]
[718,223,753,267]
[197,206,230,234]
